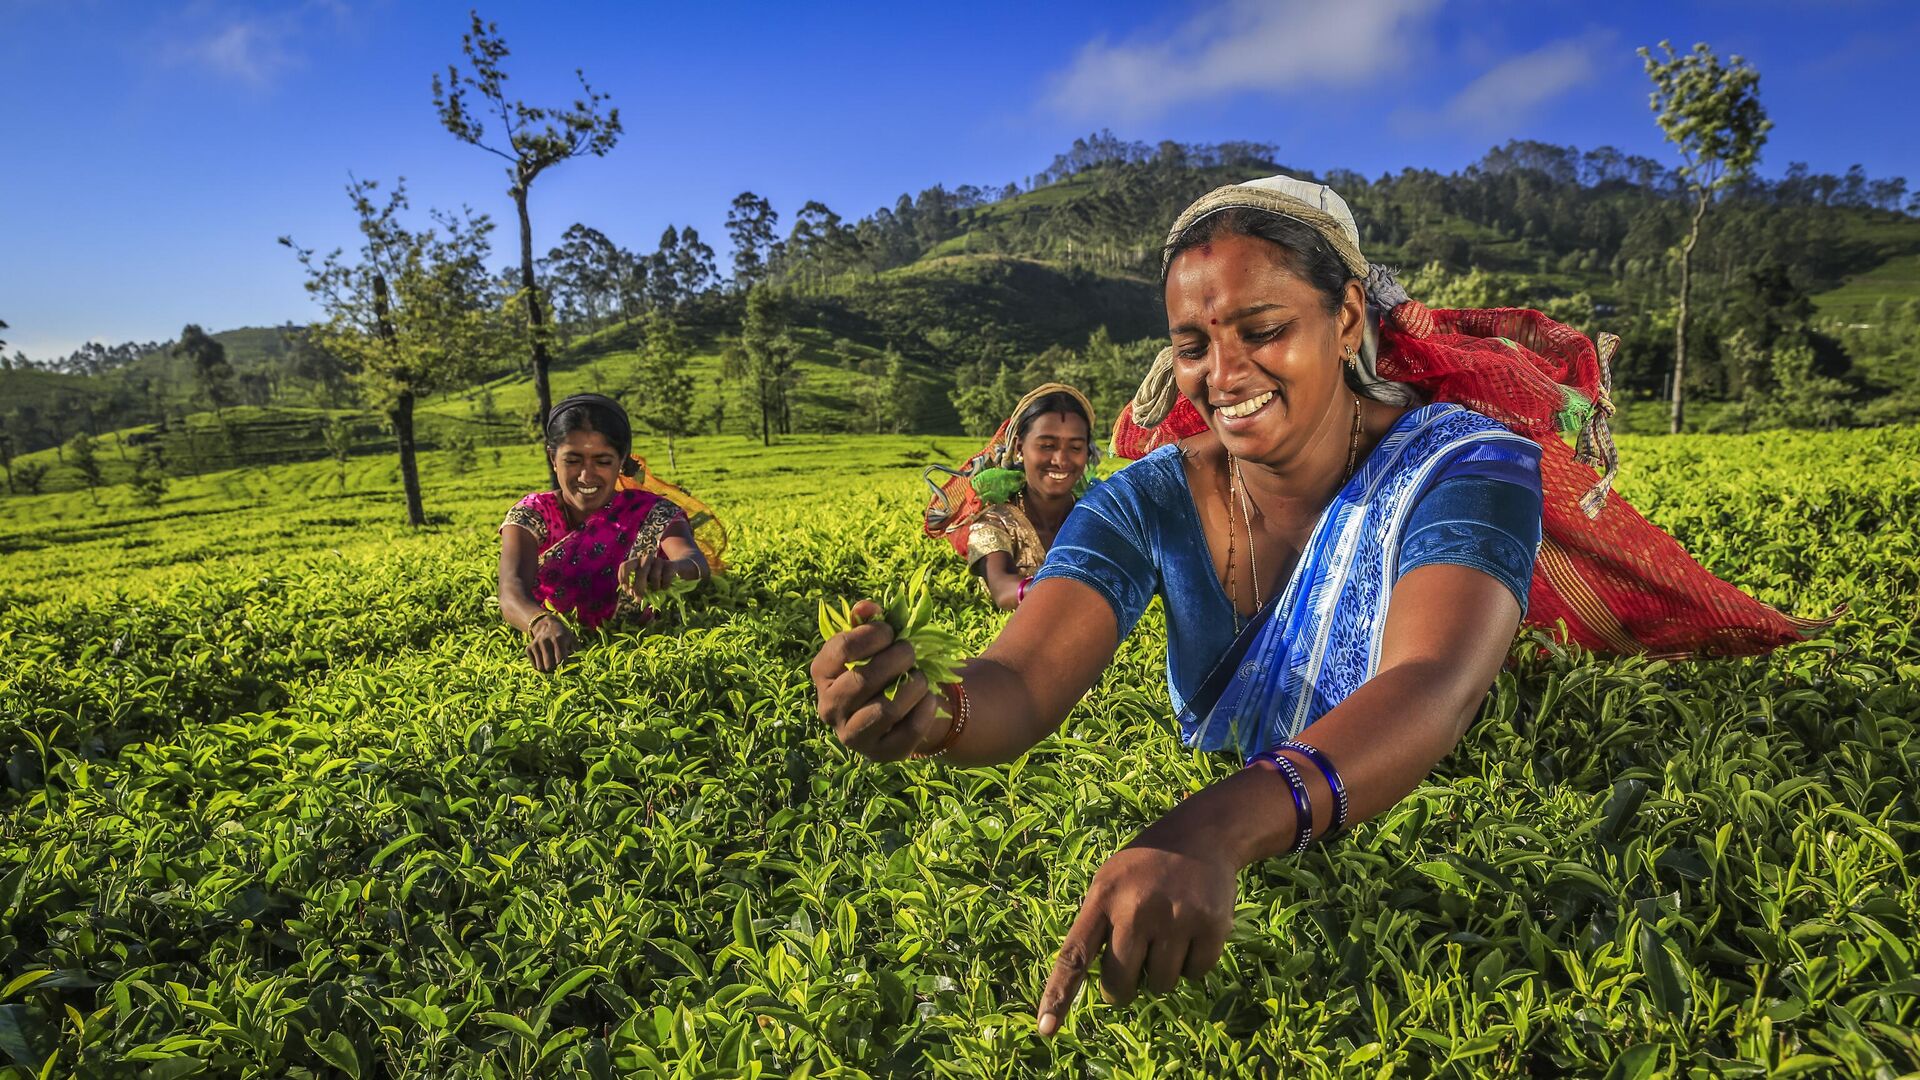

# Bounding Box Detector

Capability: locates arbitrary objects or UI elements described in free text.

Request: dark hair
[1161,208,1353,318]
[1015,391,1092,441]
[544,393,633,464]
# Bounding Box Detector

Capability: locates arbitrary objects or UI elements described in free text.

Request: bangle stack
[913,682,970,759]
[1248,741,1349,855]
[1278,740,1350,840]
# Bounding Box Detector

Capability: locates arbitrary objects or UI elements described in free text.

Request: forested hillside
[4,134,1915,486]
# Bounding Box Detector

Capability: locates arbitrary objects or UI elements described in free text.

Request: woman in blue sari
[810,177,1543,1034]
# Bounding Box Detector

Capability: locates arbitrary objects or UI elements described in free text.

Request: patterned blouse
[966,501,1048,579]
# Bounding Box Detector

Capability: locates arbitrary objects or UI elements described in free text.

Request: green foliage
[819,566,967,700]
[444,431,479,477]
[629,311,699,468]
[0,428,1913,1075]
[728,288,801,444]
[65,431,101,504]
[1639,42,1772,195]
[177,324,236,418]
[129,447,168,508]
[11,461,46,495]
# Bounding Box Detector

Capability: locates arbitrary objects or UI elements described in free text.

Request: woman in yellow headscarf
[923,383,1097,609]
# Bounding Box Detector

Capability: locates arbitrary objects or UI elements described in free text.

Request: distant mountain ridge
[5,136,1916,464]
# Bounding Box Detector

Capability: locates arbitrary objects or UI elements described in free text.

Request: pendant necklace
[1225,396,1364,626]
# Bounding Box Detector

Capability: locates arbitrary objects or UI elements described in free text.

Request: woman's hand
[810,599,951,761]
[1036,830,1238,1037]
[619,554,692,601]
[526,614,576,673]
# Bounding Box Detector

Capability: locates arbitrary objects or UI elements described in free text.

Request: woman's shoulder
[502,490,561,543]
[974,501,1023,530]
[1097,443,1196,500]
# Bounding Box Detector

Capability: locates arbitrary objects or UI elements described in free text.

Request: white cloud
[187,19,297,86]
[1424,32,1611,133]
[1044,0,1441,121]
[162,2,349,88]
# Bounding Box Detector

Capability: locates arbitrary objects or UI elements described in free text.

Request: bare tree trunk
[392,391,425,528]
[515,183,556,484]
[1670,189,1708,435]
[373,270,426,528]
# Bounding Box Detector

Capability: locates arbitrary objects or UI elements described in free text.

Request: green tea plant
[0,428,1915,1078]
[819,567,968,706]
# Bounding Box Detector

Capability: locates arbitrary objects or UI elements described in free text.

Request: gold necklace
[1225,396,1365,619]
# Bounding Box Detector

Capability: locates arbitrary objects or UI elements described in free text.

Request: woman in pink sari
[498,393,710,672]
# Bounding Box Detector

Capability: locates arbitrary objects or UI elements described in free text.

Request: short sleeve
[966,520,1012,568]
[501,493,550,545]
[1396,439,1543,614]
[1032,456,1165,640]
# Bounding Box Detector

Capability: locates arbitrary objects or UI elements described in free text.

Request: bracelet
[1249,749,1313,855]
[1278,741,1349,837]
[914,682,970,759]
[1016,576,1034,604]
[528,610,560,636]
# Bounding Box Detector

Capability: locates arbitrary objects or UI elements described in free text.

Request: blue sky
[4,0,1915,360]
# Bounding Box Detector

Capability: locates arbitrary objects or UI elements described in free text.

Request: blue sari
[1035,403,1542,761]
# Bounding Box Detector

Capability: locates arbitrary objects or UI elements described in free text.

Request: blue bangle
[1250,750,1313,855]
[1278,741,1349,837]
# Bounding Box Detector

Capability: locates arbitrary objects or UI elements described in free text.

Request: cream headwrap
[1129,175,1416,428]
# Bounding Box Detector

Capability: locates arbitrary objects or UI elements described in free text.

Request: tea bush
[0,429,1916,1077]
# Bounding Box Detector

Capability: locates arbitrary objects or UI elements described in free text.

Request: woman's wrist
[1143,767,1303,870]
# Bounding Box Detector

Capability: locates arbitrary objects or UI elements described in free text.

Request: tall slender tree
[725,192,780,291]
[68,431,102,506]
[728,287,799,444]
[1640,41,1771,433]
[283,179,505,526]
[177,324,236,418]
[629,309,697,469]
[434,11,621,443]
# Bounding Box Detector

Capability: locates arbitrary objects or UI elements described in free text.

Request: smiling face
[1017,411,1092,501]
[551,428,621,516]
[1164,230,1366,467]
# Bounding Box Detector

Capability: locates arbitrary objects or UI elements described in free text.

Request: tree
[728,287,800,445]
[725,192,780,291]
[0,430,14,493]
[445,431,479,476]
[320,415,355,492]
[177,324,236,418]
[130,446,168,508]
[14,462,47,495]
[1640,41,1771,433]
[283,178,505,526]
[629,309,698,469]
[288,330,354,407]
[434,11,622,442]
[68,431,102,506]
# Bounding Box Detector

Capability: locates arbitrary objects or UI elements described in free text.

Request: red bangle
[1016,576,1034,604]
[914,682,969,759]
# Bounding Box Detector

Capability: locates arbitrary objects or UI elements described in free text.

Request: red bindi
[1198,243,1213,256]
[1210,318,1218,325]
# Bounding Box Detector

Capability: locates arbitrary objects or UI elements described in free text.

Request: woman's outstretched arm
[500,526,575,672]
[1034,561,1524,1035]
[973,550,1025,611]
[810,575,1119,764]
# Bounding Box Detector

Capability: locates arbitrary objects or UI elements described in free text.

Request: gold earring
[1343,345,1359,370]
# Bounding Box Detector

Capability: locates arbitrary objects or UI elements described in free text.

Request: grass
[0,427,1916,1076]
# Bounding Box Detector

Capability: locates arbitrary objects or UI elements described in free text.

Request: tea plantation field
[1,428,1917,1078]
